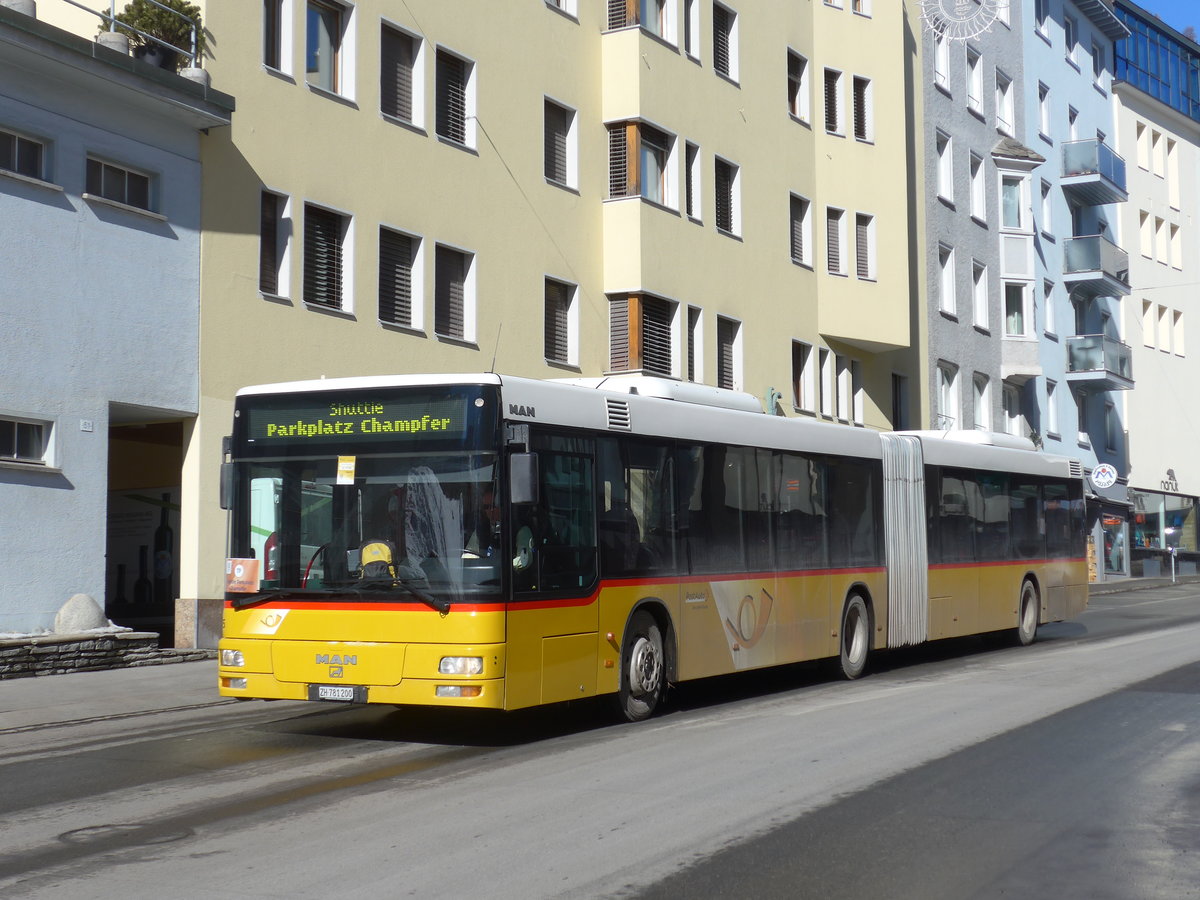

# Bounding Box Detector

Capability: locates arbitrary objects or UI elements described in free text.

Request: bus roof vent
[606,398,632,431]
[1069,459,1084,479]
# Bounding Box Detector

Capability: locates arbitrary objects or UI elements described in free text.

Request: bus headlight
[438,656,483,675]
[221,649,245,667]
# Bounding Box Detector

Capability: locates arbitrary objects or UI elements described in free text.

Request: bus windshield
[227,385,502,605]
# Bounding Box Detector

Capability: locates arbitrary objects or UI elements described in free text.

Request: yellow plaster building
[38,0,924,646]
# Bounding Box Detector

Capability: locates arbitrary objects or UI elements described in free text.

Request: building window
[939,244,956,315]
[792,340,815,411]
[852,0,870,14]
[264,0,285,70]
[936,131,953,202]
[936,362,959,428]
[687,305,702,381]
[712,3,738,81]
[608,0,676,42]
[1044,279,1056,334]
[1092,41,1106,87]
[716,316,740,390]
[1046,379,1059,437]
[547,0,577,14]
[381,25,420,124]
[855,213,875,280]
[303,204,347,309]
[0,127,44,180]
[969,153,985,219]
[973,373,991,430]
[892,373,909,430]
[852,76,872,141]
[1068,106,1079,141]
[1076,391,1088,444]
[434,245,473,341]
[436,48,476,148]
[1002,384,1021,435]
[995,71,1014,134]
[608,121,676,208]
[609,294,675,376]
[544,278,576,365]
[826,207,846,275]
[1038,83,1051,138]
[972,261,988,329]
[684,141,701,219]
[714,157,740,235]
[787,50,809,121]
[544,99,577,188]
[85,158,151,211]
[1105,401,1118,451]
[683,0,699,58]
[1034,0,1049,35]
[790,194,812,267]
[1040,179,1052,234]
[1064,16,1077,64]
[306,0,344,93]
[259,190,290,297]
[1142,298,1155,347]
[1168,138,1180,208]
[0,416,49,466]
[966,45,982,113]
[1000,174,1027,230]
[824,68,843,134]
[1158,304,1170,352]
[934,32,948,88]
[819,348,834,417]
[1004,282,1029,337]
[1174,310,1185,356]
[379,227,419,329]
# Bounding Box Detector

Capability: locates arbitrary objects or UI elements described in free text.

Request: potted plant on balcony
[100,0,205,72]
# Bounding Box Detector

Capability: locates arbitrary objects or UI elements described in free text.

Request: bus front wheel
[1016,579,1039,646]
[839,594,871,680]
[616,610,665,722]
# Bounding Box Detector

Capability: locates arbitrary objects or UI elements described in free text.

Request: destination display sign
[244,396,469,444]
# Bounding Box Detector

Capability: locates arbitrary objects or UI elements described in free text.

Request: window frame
[378,224,423,331]
[434,243,476,343]
[714,155,741,236]
[259,189,292,299]
[435,45,477,149]
[826,206,847,276]
[787,49,810,122]
[544,97,578,190]
[712,2,739,82]
[823,67,844,135]
[302,201,352,311]
[306,0,355,99]
[790,193,813,268]
[854,212,875,281]
[852,75,873,142]
[0,126,48,183]
[544,276,578,366]
[84,156,154,213]
[0,415,53,467]
[380,21,424,127]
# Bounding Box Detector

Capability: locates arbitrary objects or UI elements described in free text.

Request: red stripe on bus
[929,557,1086,571]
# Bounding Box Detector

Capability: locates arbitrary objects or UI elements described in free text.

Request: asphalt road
[0,583,1197,899]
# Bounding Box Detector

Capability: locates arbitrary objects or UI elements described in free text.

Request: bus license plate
[311,685,359,702]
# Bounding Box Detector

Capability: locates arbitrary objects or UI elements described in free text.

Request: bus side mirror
[510,452,539,505]
[219,461,234,510]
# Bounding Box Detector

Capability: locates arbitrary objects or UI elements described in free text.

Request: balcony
[1065,334,1135,391]
[1063,235,1130,299]
[1061,140,1128,206]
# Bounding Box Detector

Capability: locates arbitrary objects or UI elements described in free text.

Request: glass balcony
[1065,334,1134,391]
[1061,140,1128,206]
[1063,235,1130,299]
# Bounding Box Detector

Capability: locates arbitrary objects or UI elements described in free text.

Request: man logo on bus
[723,588,774,649]
[508,404,536,418]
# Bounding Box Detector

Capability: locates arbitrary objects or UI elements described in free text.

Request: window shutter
[713,5,730,76]
[544,280,569,362]
[715,160,733,232]
[436,51,466,144]
[717,318,735,390]
[379,229,414,326]
[687,306,700,382]
[855,214,871,278]
[544,101,568,184]
[609,295,631,371]
[642,296,672,375]
[435,246,465,339]
[381,27,414,121]
[790,196,806,264]
[824,71,839,132]
[608,123,631,198]
[788,54,803,114]
[827,209,842,274]
[259,192,279,295]
[303,205,342,308]
[853,77,868,140]
[607,0,636,29]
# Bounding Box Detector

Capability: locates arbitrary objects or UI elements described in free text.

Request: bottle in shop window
[153,493,174,611]
[134,545,152,609]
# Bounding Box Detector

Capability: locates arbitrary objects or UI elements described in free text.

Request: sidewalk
[0,656,220,732]
[1087,572,1200,595]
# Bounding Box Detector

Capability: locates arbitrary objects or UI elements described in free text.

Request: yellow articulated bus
[218,373,1087,720]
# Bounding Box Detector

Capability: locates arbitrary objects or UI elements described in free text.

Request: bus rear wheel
[616,611,664,722]
[839,594,871,680]
[1016,579,1039,646]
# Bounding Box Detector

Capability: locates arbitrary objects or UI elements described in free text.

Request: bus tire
[615,610,665,722]
[839,594,871,680]
[1016,579,1039,646]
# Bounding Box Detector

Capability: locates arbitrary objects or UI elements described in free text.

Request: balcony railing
[1065,334,1135,391]
[1061,139,1128,206]
[1063,235,1130,298]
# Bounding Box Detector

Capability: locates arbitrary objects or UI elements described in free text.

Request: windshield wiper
[359,578,451,614]
[230,589,297,611]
